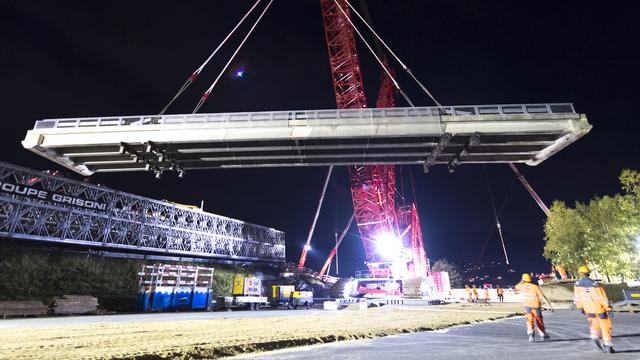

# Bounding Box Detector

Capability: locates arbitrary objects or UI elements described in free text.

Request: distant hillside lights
[0,181,107,211]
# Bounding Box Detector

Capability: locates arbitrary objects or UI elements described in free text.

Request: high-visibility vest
[515,282,543,308]
[574,277,611,314]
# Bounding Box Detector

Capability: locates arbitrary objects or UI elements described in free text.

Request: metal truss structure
[0,162,285,262]
[321,0,435,279]
[397,203,429,276]
[321,0,416,278]
[348,164,397,264]
[320,0,367,110]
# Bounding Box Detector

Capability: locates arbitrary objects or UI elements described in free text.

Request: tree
[583,195,638,281]
[431,258,463,288]
[543,200,590,274]
[620,169,640,197]
[543,170,640,281]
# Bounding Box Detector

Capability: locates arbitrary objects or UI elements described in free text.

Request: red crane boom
[319,0,428,279]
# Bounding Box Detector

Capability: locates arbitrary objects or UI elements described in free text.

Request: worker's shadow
[545,333,640,352]
[612,333,640,354]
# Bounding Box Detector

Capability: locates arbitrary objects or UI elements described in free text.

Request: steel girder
[0,162,285,262]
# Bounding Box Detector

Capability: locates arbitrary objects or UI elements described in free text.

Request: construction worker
[484,286,490,303]
[555,264,568,280]
[496,285,504,303]
[465,285,472,303]
[515,273,553,342]
[574,265,615,353]
[550,265,560,280]
[471,284,479,304]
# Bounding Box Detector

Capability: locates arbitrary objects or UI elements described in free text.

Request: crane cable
[193,0,274,113]
[157,0,264,118]
[332,1,415,108]
[343,0,447,114]
[481,166,513,265]
[298,165,334,269]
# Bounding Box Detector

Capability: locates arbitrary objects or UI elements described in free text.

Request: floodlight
[374,232,401,259]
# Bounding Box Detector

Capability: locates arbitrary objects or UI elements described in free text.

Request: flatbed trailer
[215,275,268,311]
[216,296,268,311]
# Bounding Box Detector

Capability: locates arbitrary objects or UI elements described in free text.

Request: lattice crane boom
[319,0,428,278]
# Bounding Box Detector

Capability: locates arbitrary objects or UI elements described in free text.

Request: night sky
[1,1,638,276]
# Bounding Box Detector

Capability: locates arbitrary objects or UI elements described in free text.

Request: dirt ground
[0,303,524,360]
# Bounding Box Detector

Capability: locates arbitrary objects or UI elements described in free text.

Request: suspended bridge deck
[22,104,591,176]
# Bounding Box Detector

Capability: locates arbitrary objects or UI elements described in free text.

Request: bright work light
[374,232,401,259]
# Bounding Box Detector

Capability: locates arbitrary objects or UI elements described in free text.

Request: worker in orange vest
[554,264,568,280]
[465,285,472,303]
[574,265,614,353]
[471,284,479,304]
[496,285,504,303]
[515,273,553,342]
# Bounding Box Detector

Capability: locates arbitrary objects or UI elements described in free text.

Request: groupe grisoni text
[0,181,107,210]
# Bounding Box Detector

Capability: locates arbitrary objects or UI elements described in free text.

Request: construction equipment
[317,0,429,293]
[216,275,268,311]
[15,1,591,296]
[509,163,551,217]
[318,1,584,286]
[271,285,314,310]
[138,264,214,312]
[344,277,404,298]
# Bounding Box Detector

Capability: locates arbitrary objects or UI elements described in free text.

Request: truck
[215,275,268,311]
[271,285,314,310]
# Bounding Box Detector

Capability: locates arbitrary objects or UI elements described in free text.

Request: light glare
[375,232,401,259]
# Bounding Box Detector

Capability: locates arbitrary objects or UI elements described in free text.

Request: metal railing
[32,103,577,130]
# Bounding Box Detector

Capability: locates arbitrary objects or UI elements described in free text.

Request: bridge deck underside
[22,106,592,175]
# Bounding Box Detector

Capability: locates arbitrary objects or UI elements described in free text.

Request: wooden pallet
[0,300,48,319]
[52,295,98,315]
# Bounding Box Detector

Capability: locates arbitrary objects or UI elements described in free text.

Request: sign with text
[0,180,107,211]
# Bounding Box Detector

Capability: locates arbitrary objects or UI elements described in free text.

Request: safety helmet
[578,265,591,274]
[521,273,532,282]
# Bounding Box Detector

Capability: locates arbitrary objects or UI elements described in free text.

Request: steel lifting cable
[333,0,415,108]
[193,0,274,113]
[157,0,264,118]
[475,178,514,266]
[481,166,513,265]
[343,0,446,114]
[408,164,419,208]
[298,165,334,268]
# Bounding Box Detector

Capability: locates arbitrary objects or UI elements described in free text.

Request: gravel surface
[0,303,523,359]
